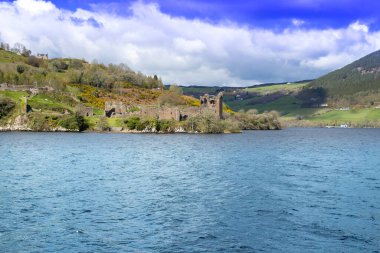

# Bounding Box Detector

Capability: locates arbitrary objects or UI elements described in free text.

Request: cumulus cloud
[292,18,305,26]
[0,0,380,86]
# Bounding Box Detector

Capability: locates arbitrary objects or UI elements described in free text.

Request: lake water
[0,128,380,252]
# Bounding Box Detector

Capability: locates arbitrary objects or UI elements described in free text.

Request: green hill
[310,50,380,97]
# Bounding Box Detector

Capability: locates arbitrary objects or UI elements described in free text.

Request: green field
[243,82,308,95]
[226,94,319,115]
[27,94,73,113]
[308,109,380,122]
[221,81,380,126]
[0,90,28,101]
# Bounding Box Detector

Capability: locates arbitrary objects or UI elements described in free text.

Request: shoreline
[1,126,379,134]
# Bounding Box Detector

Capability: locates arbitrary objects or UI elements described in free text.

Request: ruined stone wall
[124,107,180,121]
[122,106,202,121]
[199,92,223,119]
[76,104,94,117]
[105,95,222,121]
[0,84,54,95]
[105,101,127,117]
[0,84,34,91]
[216,92,223,119]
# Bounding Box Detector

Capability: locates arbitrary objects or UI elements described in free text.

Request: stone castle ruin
[36,53,48,60]
[103,92,224,121]
[0,83,53,95]
[104,101,127,117]
[104,102,199,121]
[200,92,224,119]
[76,104,94,117]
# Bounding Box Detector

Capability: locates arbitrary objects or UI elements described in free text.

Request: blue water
[0,128,380,252]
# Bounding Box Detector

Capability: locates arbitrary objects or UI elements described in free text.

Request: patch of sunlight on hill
[243,82,308,95]
[309,108,380,122]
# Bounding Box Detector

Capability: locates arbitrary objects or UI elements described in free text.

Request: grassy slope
[221,81,380,126]
[0,49,25,63]
[0,50,165,128]
[309,50,380,96]
[243,82,307,95]
[308,109,380,122]
[27,94,74,113]
[0,90,28,101]
[226,82,308,111]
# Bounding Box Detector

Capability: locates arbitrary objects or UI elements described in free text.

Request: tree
[169,84,183,95]
[21,48,31,57]
[0,42,10,51]
[52,60,69,72]
[11,43,26,54]
[296,87,327,107]
[16,65,26,74]
[0,97,16,118]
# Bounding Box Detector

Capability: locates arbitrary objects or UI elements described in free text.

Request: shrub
[27,56,43,67]
[159,92,186,106]
[16,65,26,74]
[124,116,140,130]
[199,114,225,133]
[234,110,281,130]
[0,97,16,118]
[69,59,84,69]
[135,119,150,131]
[58,113,88,131]
[184,114,225,133]
[52,60,69,72]
[157,119,176,133]
[96,117,110,131]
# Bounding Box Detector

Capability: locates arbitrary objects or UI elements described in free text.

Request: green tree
[169,84,183,95]
[16,65,26,74]
[0,97,15,118]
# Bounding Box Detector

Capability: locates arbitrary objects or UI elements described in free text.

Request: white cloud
[0,0,380,86]
[15,0,55,15]
[292,18,305,26]
[349,21,369,33]
[173,38,206,53]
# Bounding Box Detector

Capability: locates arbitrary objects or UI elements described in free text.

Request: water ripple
[0,129,380,252]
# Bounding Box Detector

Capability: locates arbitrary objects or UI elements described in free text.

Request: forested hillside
[309,50,380,99]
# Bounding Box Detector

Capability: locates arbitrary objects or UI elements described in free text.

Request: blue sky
[1,0,380,86]
[37,0,380,30]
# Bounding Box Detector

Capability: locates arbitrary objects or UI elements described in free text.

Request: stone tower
[199,92,224,119]
[216,92,223,120]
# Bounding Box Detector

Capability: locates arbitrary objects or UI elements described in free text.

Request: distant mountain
[310,50,380,96]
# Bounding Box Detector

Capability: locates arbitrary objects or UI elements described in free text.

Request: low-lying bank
[282,119,380,128]
[0,111,282,133]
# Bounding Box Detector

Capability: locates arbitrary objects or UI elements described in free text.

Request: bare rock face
[0,115,71,132]
[51,126,71,132]
[0,115,31,131]
[11,115,30,130]
[175,127,186,133]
